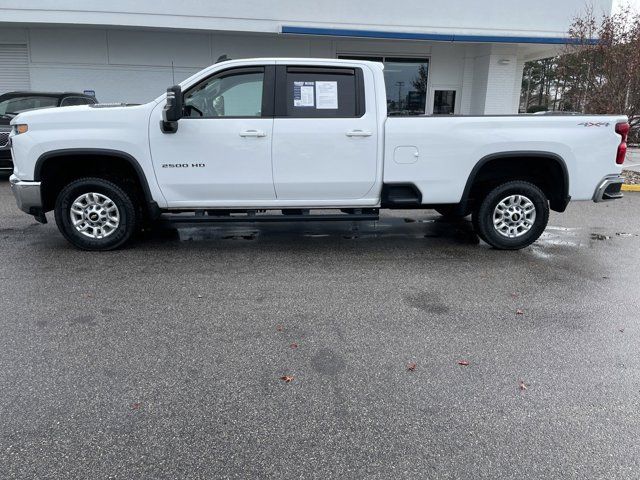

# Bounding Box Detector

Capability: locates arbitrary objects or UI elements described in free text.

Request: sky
[613,0,640,13]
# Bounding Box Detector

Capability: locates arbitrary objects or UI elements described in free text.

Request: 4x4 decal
[578,122,610,127]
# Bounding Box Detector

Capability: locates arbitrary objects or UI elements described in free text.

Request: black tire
[435,205,471,218]
[472,181,549,250]
[54,177,138,251]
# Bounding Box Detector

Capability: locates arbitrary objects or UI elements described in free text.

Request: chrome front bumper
[593,175,624,202]
[9,174,43,214]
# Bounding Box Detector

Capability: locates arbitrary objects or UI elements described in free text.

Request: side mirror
[161,85,183,133]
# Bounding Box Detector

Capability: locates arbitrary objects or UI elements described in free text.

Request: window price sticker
[316,81,338,109]
[294,81,315,107]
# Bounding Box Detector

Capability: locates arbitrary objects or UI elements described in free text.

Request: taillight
[616,122,630,165]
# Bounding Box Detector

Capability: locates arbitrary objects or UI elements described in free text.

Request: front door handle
[346,130,373,137]
[239,129,267,138]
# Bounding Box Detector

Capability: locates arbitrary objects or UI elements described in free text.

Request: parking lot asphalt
[1,179,639,480]
[623,148,640,172]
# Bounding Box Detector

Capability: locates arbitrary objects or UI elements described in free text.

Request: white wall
[3,26,534,113]
[22,27,460,104]
[0,0,613,38]
[23,29,313,103]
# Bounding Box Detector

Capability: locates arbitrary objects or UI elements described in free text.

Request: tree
[520,58,561,112]
[520,7,640,142]
[522,6,640,141]
[566,6,640,141]
[411,64,429,93]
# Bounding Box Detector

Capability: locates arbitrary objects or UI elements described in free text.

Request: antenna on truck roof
[215,55,231,64]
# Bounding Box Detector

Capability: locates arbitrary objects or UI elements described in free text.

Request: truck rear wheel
[472,180,549,250]
[54,177,138,251]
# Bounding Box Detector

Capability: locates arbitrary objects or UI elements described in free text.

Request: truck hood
[10,103,154,129]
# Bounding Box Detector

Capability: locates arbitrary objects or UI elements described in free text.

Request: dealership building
[0,0,612,115]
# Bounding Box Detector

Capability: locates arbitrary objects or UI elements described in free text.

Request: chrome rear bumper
[9,175,42,214]
[593,175,624,202]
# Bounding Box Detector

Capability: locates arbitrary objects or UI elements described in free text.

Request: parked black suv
[0,91,98,177]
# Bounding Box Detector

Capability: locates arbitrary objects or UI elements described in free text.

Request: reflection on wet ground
[171,215,479,245]
[148,212,640,263]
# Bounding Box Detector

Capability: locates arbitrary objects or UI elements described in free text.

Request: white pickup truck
[8,58,630,251]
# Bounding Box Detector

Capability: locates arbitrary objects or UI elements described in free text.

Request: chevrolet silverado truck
[8,58,630,251]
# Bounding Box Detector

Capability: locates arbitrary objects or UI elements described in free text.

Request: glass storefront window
[433,90,457,115]
[339,56,429,116]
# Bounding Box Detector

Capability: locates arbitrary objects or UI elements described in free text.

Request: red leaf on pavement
[516,309,524,315]
[407,362,417,371]
[131,402,142,410]
[290,343,298,349]
[280,375,294,383]
[458,360,470,366]
[276,324,284,332]
[519,380,529,391]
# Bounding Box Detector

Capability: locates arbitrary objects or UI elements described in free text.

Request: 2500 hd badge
[161,163,205,168]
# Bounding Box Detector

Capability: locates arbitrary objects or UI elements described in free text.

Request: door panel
[149,115,274,205]
[149,64,276,206]
[272,66,378,201]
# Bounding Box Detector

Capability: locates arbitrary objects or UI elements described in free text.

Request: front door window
[184,69,264,118]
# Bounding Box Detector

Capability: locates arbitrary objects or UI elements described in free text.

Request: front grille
[0,130,10,148]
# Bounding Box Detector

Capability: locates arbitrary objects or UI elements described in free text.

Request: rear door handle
[239,129,266,138]
[346,130,373,137]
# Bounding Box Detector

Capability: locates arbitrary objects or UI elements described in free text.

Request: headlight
[12,124,28,135]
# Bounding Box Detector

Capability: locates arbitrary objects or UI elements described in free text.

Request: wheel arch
[35,148,158,216]
[460,151,570,213]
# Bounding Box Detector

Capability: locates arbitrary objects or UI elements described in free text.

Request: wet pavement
[624,147,639,172]
[1,179,640,479]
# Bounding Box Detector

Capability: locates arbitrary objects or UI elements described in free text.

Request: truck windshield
[0,95,59,115]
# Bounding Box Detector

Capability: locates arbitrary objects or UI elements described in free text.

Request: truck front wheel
[54,177,138,251]
[472,180,549,250]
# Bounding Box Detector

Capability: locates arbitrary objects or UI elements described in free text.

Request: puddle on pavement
[547,226,580,232]
[177,227,259,242]
[404,218,436,224]
[528,228,584,259]
[222,234,256,241]
[167,217,605,251]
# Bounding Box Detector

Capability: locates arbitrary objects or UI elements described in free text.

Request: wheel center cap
[512,213,521,222]
[89,212,99,221]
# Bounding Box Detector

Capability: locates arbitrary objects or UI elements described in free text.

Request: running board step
[160,212,380,225]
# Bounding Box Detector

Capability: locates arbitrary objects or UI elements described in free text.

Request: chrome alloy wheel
[492,195,536,239]
[70,192,120,239]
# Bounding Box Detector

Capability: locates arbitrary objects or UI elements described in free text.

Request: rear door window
[276,66,365,118]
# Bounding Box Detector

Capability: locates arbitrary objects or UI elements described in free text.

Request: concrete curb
[622,184,640,192]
